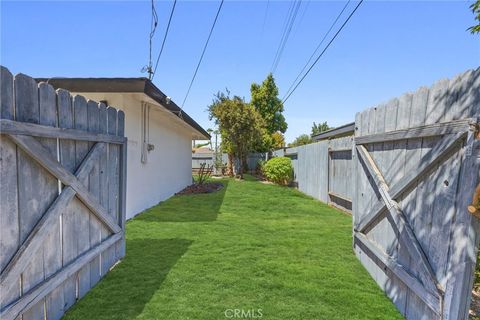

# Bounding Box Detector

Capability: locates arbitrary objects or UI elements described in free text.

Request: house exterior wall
[72,92,193,219]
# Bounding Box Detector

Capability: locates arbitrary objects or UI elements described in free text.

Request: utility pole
[214,129,219,175]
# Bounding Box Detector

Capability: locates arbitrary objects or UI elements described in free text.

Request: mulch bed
[175,182,223,195]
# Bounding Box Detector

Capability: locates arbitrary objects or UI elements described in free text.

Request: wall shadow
[134,180,229,222]
[63,238,192,320]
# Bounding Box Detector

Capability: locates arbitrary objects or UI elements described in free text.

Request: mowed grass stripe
[64,176,402,320]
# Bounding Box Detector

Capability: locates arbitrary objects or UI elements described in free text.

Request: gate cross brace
[8,134,121,233]
[1,233,122,320]
[0,140,116,294]
[354,132,467,233]
[354,232,442,315]
[356,144,443,296]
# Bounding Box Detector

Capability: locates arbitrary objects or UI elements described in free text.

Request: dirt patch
[175,182,223,195]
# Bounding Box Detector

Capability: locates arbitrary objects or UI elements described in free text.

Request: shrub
[256,160,266,177]
[196,163,213,184]
[263,157,293,185]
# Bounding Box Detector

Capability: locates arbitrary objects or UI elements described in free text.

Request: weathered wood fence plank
[0,66,21,312]
[87,100,102,289]
[15,73,50,320]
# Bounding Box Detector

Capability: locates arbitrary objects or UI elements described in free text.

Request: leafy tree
[271,131,286,149]
[288,134,312,147]
[250,74,288,151]
[208,91,266,178]
[311,121,330,136]
[469,0,480,33]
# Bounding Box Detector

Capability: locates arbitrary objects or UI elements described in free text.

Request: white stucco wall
[72,92,197,219]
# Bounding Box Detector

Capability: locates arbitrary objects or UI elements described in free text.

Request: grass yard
[64,176,402,320]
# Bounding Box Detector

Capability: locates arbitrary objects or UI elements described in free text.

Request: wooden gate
[353,69,480,319]
[0,66,127,320]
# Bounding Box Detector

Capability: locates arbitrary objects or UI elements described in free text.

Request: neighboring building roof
[35,77,210,140]
[311,122,355,141]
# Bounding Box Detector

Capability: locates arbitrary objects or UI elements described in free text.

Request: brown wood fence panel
[353,68,480,319]
[0,66,127,320]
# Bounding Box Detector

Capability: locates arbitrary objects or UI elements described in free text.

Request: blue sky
[2,0,479,142]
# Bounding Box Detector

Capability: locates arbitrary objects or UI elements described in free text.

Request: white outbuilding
[40,77,210,219]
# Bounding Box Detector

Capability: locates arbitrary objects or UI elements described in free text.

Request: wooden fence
[273,136,354,212]
[192,152,266,173]
[0,66,127,320]
[353,68,479,319]
[272,69,479,318]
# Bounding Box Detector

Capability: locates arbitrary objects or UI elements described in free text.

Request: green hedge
[263,157,293,186]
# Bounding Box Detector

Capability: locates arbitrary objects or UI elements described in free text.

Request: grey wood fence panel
[0,66,127,320]
[392,92,414,316]
[98,103,110,278]
[353,68,480,319]
[103,107,119,273]
[58,88,78,312]
[276,137,352,208]
[74,95,92,300]
[328,136,353,210]
[354,107,381,293]
[272,149,284,157]
[0,67,21,312]
[381,97,407,310]
[116,110,127,259]
[366,105,392,293]
[405,87,437,319]
[192,153,266,173]
[443,68,480,320]
[39,82,64,320]
[16,74,50,320]
[87,100,101,289]
[372,103,391,293]
[192,154,214,169]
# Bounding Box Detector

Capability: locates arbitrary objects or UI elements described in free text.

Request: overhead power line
[151,0,177,81]
[282,0,364,104]
[283,0,351,100]
[181,0,224,108]
[272,0,297,70]
[296,0,311,31]
[261,0,270,37]
[270,0,296,72]
[271,0,302,74]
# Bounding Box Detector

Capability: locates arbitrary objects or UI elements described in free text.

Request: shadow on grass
[64,238,192,320]
[242,174,258,182]
[134,180,229,222]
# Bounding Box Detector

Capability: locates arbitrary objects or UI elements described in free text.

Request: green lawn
[64,176,402,320]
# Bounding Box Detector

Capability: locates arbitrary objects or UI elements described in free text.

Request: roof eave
[34,77,211,140]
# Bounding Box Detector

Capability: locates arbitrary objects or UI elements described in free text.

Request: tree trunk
[227,153,234,177]
[237,154,244,179]
[242,155,248,174]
